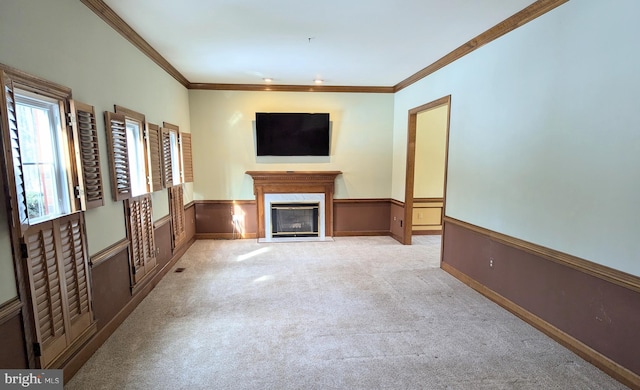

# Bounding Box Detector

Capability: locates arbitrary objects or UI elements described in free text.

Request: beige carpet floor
[66,236,627,389]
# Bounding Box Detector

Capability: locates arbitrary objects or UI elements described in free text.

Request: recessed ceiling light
[263,78,273,83]
[314,79,323,84]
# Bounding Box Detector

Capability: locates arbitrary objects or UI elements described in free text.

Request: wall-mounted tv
[256,112,330,156]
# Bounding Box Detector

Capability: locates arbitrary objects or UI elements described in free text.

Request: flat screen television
[256,112,330,156]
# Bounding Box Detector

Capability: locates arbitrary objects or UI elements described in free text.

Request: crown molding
[82,0,567,93]
[394,0,569,92]
[80,0,190,88]
[188,83,394,93]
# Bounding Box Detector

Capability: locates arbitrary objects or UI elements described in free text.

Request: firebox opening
[271,203,320,238]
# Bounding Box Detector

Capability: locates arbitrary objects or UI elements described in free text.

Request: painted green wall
[188,90,394,200]
[392,0,640,276]
[0,0,192,306]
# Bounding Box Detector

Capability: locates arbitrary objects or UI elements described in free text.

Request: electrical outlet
[394,216,397,221]
[489,257,494,268]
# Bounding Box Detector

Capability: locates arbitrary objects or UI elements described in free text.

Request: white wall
[189,90,394,200]
[392,0,640,276]
[0,0,191,268]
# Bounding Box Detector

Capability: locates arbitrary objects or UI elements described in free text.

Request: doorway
[403,96,451,245]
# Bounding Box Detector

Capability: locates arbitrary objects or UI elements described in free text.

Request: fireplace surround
[246,171,341,241]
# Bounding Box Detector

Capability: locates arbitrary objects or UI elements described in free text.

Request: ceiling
[102,0,537,87]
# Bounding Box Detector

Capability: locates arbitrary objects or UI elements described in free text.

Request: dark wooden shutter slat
[180,133,193,183]
[161,128,173,188]
[147,123,163,191]
[72,101,104,209]
[105,111,131,201]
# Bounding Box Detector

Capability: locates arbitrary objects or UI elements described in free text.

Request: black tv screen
[256,112,330,156]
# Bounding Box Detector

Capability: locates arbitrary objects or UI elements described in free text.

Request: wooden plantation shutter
[70,100,104,209]
[0,73,29,233]
[23,213,94,367]
[58,214,93,340]
[126,195,157,285]
[161,127,173,188]
[24,221,67,366]
[169,185,186,249]
[104,111,131,201]
[146,123,164,191]
[180,132,193,183]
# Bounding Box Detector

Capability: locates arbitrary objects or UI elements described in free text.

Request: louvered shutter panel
[147,123,163,191]
[0,74,29,233]
[127,195,157,285]
[24,222,68,367]
[180,133,193,183]
[71,101,104,209]
[57,213,93,340]
[161,127,173,188]
[169,185,186,249]
[104,111,131,201]
[128,199,144,284]
[141,195,157,271]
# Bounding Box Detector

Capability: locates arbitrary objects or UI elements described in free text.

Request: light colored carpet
[66,236,627,389]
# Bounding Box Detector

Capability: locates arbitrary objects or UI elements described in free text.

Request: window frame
[0,64,98,233]
[14,90,73,223]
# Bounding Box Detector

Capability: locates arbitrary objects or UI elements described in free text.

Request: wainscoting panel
[185,202,195,242]
[154,216,173,270]
[441,217,640,387]
[412,198,443,234]
[0,299,28,368]
[390,200,405,243]
[333,199,390,236]
[195,200,257,239]
[90,242,131,331]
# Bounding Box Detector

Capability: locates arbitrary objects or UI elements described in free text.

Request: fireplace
[246,171,341,242]
[263,193,326,241]
[271,203,320,237]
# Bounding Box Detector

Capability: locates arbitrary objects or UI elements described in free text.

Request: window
[0,64,98,368]
[104,106,161,288]
[15,91,71,222]
[160,122,193,185]
[169,130,181,185]
[104,106,159,200]
[161,122,181,187]
[126,118,148,197]
[1,65,103,233]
